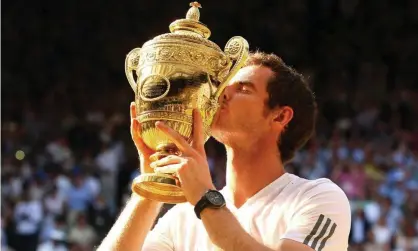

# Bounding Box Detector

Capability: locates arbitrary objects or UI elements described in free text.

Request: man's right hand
[130,102,155,174]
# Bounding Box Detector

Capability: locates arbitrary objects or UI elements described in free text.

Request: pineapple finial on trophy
[187,2,201,21]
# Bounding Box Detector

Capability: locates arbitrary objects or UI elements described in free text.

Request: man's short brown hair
[245,52,317,164]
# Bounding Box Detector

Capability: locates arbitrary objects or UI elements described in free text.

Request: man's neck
[225,143,285,208]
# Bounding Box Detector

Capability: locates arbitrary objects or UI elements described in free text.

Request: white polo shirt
[143,173,351,251]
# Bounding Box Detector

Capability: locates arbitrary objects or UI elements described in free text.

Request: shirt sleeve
[281,180,351,251]
[142,207,177,251]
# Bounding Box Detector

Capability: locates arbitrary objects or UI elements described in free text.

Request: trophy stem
[131,143,187,204]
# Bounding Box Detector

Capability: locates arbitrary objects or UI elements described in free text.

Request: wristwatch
[194,189,226,219]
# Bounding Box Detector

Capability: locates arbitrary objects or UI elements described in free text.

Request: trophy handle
[125,47,142,93]
[214,36,249,99]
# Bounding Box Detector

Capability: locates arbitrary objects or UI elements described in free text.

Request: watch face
[207,191,225,206]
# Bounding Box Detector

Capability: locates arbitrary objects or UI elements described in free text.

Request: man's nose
[222,85,233,102]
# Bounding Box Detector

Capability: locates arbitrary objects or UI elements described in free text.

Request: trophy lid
[169,2,210,38]
[127,1,249,89]
[142,2,222,52]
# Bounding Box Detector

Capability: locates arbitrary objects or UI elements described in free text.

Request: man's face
[211,65,274,144]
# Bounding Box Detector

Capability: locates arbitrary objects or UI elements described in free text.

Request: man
[98,52,351,251]
[13,185,43,251]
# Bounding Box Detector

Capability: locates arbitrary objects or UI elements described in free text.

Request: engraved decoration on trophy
[125,2,249,203]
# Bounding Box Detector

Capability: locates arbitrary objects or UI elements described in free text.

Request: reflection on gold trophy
[125,2,249,203]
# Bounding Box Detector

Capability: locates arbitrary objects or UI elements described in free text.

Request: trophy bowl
[125,2,249,203]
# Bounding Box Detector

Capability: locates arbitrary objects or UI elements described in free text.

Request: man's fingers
[150,155,183,169]
[131,118,154,155]
[191,109,205,153]
[130,101,140,140]
[154,164,182,174]
[130,101,136,120]
[131,119,143,146]
[155,121,194,154]
[131,118,141,139]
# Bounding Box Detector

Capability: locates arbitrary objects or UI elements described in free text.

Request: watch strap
[194,194,210,219]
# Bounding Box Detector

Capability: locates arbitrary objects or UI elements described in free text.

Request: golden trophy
[125,2,249,203]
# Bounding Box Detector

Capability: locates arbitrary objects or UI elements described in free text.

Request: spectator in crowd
[68,213,97,251]
[88,195,113,240]
[367,215,392,251]
[65,173,94,226]
[350,208,372,250]
[37,230,68,251]
[43,185,65,220]
[13,185,43,251]
[40,215,68,246]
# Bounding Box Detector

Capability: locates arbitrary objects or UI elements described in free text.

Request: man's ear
[273,106,293,131]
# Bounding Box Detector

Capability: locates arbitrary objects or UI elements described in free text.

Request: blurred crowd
[2,0,418,250]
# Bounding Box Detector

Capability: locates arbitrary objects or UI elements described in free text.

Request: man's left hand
[150,109,215,205]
